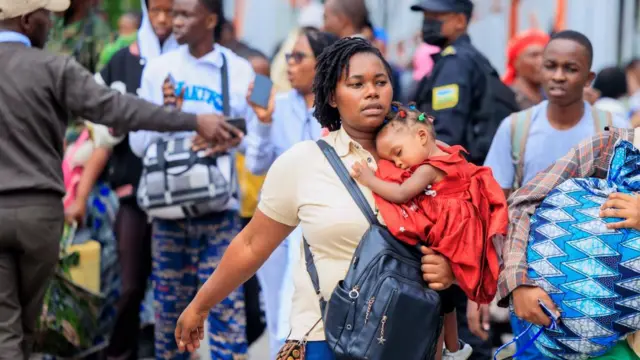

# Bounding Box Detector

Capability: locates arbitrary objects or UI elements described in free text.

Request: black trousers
[105,201,152,360]
[0,195,63,360]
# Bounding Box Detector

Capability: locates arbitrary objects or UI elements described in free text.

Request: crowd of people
[3,0,640,359]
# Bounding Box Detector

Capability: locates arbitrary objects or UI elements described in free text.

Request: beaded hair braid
[381,101,436,137]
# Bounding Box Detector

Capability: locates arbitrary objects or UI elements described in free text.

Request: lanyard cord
[493,317,559,360]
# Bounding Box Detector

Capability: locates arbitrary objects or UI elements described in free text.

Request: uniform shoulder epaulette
[441,45,456,56]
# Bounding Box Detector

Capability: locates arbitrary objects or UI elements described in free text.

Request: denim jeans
[306,342,336,360]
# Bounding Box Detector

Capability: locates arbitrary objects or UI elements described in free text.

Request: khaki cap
[0,0,70,21]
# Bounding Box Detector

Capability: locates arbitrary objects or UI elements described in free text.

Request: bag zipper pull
[377,315,387,345]
[349,285,360,299]
[364,296,375,324]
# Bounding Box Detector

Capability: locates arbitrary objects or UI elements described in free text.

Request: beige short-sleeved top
[258,127,380,341]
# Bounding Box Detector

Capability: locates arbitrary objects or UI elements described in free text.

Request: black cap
[410,0,474,17]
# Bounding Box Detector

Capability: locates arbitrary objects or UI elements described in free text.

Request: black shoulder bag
[304,140,443,360]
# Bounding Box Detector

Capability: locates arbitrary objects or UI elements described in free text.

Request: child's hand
[351,160,375,186]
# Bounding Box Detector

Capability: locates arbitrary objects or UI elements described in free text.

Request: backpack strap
[592,108,613,132]
[303,140,379,317]
[510,108,534,190]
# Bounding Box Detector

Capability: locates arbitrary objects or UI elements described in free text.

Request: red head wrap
[502,29,550,86]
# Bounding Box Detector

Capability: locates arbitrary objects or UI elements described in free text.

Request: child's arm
[351,160,438,204]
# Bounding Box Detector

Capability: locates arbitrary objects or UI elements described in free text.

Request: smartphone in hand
[249,74,273,109]
[226,118,247,137]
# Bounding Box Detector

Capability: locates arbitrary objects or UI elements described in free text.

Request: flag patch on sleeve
[432,84,459,111]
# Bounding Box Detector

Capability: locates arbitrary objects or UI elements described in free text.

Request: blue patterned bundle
[526,140,640,359]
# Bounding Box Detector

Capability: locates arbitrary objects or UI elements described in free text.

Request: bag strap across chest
[510,107,614,191]
[316,140,378,224]
[220,52,230,117]
[509,108,534,190]
[303,140,378,315]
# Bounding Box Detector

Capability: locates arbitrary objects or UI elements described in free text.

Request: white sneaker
[443,341,473,360]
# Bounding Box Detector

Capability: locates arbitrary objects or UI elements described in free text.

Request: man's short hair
[549,30,594,68]
[200,0,223,16]
[329,0,368,32]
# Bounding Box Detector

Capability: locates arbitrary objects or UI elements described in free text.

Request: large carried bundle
[526,139,640,358]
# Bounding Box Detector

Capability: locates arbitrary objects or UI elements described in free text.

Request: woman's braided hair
[312,37,393,131]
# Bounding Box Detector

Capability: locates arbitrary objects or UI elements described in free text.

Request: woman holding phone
[243,27,338,358]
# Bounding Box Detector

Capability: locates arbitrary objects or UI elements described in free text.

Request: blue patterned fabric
[526,139,640,358]
[86,182,120,343]
[152,210,247,360]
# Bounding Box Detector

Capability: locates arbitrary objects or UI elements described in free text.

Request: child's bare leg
[436,323,444,360]
[444,311,460,352]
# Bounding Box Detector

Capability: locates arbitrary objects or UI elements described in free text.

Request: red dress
[374,145,508,304]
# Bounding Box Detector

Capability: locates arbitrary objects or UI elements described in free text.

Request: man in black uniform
[410,1,499,358]
[412,0,517,167]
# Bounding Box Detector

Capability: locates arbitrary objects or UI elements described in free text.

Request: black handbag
[304,140,443,360]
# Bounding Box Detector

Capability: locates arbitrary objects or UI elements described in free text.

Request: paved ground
[248,334,270,360]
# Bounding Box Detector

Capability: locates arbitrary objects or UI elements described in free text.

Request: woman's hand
[420,246,455,290]
[600,192,640,230]
[246,81,276,123]
[351,160,376,187]
[175,303,208,353]
[65,200,87,226]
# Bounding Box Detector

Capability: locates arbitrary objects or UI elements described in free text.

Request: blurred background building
[107,0,640,75]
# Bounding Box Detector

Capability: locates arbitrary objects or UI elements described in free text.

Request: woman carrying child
[351,102,509,360]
